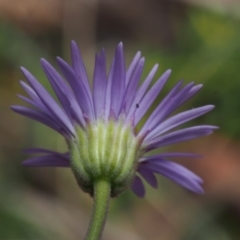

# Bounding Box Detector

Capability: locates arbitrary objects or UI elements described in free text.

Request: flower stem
[85,179,111,240]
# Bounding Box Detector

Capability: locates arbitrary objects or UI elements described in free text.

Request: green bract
[69,118,142,197]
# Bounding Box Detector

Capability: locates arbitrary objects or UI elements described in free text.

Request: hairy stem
[85,179,111,240]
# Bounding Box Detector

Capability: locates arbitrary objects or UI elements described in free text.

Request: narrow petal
[138,167,158,188]
[145,105,215,141]
[142,158,202,182]
[140,79,184,135]
[125,64,159,121]
[104,56,115,120]
[111,42,126,116]
[23,148,70,167]
[145,125,218,150]
[57,57,95,120]
[93,50,107,117]
[134,69,171,125]
[163,82,197,115]
[11,105,67,135]
[142,160,203,193]
[175,84,203,109]
[21,67,75,136]
[140,153,202,162]
[18,95,42,110]
[131,176,145,198]
[123,57,145,113]
[126,51,141,85]
[41,59,86,127]
[41,60,72,119]
[70,41,91,95]
[24,148,70,160]
[20,81,49,113]
[22,156,70,167]
[17,94,61,125]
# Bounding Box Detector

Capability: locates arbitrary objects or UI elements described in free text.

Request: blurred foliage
[142,8,240,140]
[0,205,51,239]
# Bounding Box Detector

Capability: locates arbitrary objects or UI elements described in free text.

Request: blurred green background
[1,0,240,239]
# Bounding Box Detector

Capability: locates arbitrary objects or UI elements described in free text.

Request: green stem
[85,179,111,240]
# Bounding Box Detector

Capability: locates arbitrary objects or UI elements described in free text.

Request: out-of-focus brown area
[0,0,63,34]
[1,0,240,239]
[180,134,240,200]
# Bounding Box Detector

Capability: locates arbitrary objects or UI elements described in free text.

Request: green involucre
[70,118,142,197]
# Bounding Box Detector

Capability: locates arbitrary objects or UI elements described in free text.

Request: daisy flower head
[11,42,217,198]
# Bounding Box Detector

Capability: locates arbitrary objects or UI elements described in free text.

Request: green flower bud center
[70,119,141,197]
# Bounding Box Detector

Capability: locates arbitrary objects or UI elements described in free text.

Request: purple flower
[11,42,217,198]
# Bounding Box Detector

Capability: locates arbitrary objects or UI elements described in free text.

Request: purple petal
[57,57,95,120]
[70,41,92,97]
[93,50,107,117]
[162,82,197,115]
[22,156,70,167]
[40,59,72,119]
[134,69,171,125]
[139,79,184,135]
[138,167,158,188]
[131,176,145,198]
[20,81,50,114]
[142,160,203,193]
[123,57,145,113]
[125,64,159,121]
[104,55,115,120]
[17,94,61,125]
[24,148,69,159]
[21,67,75,137]
[41,59,86,127]
[176,84,203,108]
[145,105,215,141]
[149,158,202,182]
[140,153,202,162]
[23,148,70,167]
[11,105,67,136]
[126,51,141,85]
[18,95,42,110]
[145,125,218,150]
[111,42,126,116]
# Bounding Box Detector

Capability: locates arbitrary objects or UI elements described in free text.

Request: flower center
[70,118,142,197]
